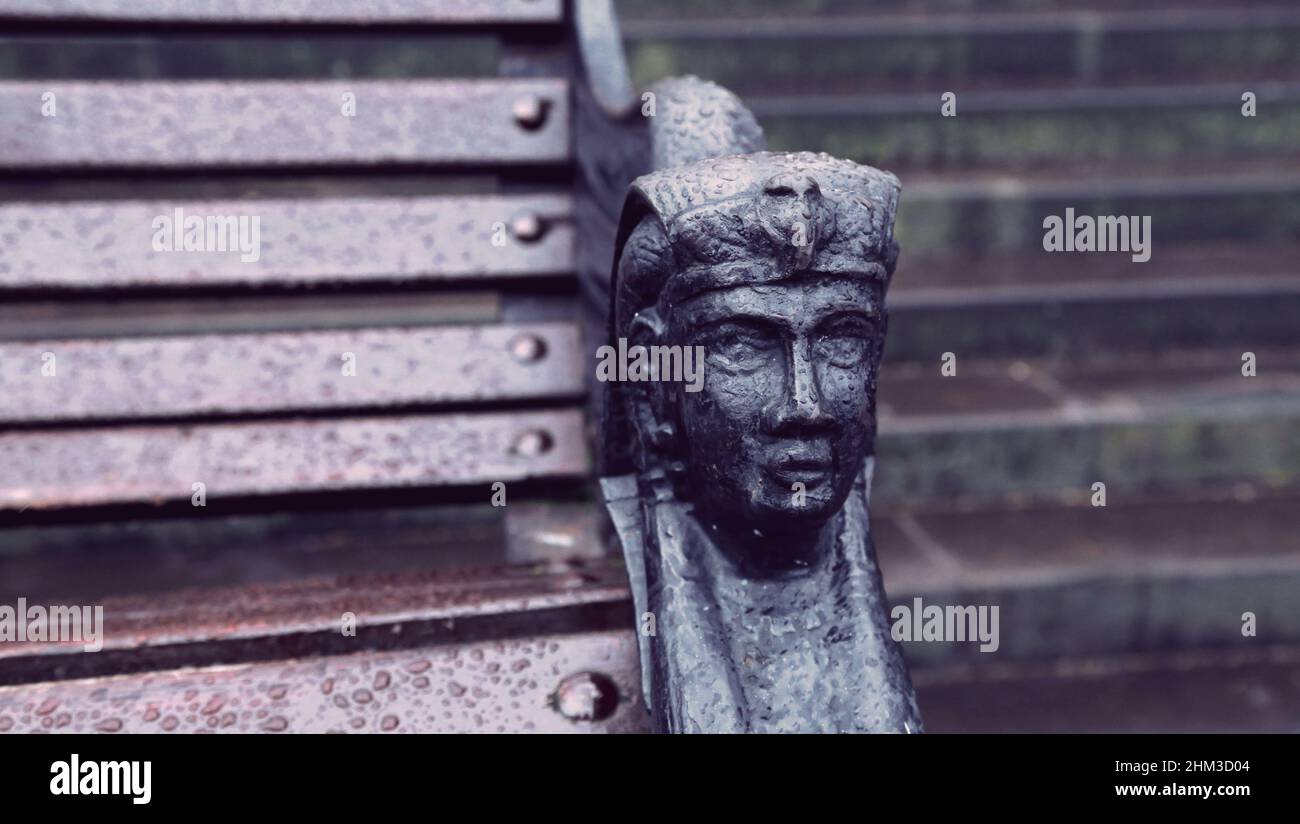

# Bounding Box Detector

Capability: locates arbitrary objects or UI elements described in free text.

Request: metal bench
[0,0,777,732]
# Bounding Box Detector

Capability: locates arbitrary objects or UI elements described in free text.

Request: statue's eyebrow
[816,308,882,329]
[685,312,788,337]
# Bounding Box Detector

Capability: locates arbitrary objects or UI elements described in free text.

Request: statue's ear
[625,308,677,470]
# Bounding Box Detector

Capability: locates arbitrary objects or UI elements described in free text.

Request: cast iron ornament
[601,151,924,733]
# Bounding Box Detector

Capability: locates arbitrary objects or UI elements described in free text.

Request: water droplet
[261,716,289,732]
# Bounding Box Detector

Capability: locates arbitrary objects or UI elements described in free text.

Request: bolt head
[552,672,619,722]
[508,333,547,363]
[511,213,544,242]
[512,95,549,130]
[511,429,553,458]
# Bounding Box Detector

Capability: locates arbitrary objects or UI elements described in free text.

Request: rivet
[511,429,554,458]
[512,95,549,130]
[508,333,547,363]
[551,672,619,722]
[511,213,545,242]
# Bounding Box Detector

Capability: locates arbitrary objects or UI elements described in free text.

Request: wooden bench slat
[0,195,574,288]
[0,0,563,24]
[0,80,570,168]
[0,322,583,423]
[0,408,588,510]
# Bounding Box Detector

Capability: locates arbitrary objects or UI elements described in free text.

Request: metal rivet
[512,95,550,130]
[508,333,547,363]
[511,429,553,458]
[551,672,619,722]
[511,213,544,243]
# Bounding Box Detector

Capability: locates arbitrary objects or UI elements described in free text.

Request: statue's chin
[696,492,843,538]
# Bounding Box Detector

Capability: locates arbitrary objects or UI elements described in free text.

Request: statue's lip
[768,445,833,470]
[764,458,832,486]
[771,457,831,469]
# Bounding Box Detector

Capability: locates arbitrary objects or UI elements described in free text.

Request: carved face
[666,274,884,534]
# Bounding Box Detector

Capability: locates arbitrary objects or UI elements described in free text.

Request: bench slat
[0,292,502,342]
[0,322,583,423]
[0,0,562,24]
[0,194,574,288]
[0,408,588,510]
[0,80,570,168]
[0,558,639,730]
[0,630,643,733]
[0,557,630,665]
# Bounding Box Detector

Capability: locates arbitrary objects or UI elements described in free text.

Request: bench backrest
[0,0,617,514]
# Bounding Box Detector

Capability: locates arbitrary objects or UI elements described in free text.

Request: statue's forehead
[669,274,882,326]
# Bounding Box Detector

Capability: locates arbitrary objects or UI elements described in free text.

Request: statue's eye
[701,325,776,370]
[816,320,875,368]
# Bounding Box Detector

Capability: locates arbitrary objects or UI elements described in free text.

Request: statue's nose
[764,338,835,434]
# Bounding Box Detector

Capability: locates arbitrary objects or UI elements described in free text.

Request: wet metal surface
[1,322,583,423]
[0,0,562,24]
[0,630,646,734]
[0,408,589,510]
[0,556,632,668]
[0,195,574,288]
[0,80,571,168]
[574,0,636,118]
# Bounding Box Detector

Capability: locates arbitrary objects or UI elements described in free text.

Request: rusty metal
[0,0,564,24]
[0,80,571,168]
[0,322,584,423]
[0,408,589,511]
[0,195,574,289]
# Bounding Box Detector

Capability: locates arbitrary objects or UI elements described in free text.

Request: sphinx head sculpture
[601,151,923,733]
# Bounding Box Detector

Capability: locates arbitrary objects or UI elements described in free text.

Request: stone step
[876,488,1300,668]
[881,165,1300,357]
[760,99,1298,173]
[624,6,1300,96]
[896,164,1300,249]
[873,347,1300,503]
[885,248,1300,361]
[914,644,1300,732]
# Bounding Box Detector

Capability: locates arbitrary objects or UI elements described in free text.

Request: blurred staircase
[623,0,1300,732]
